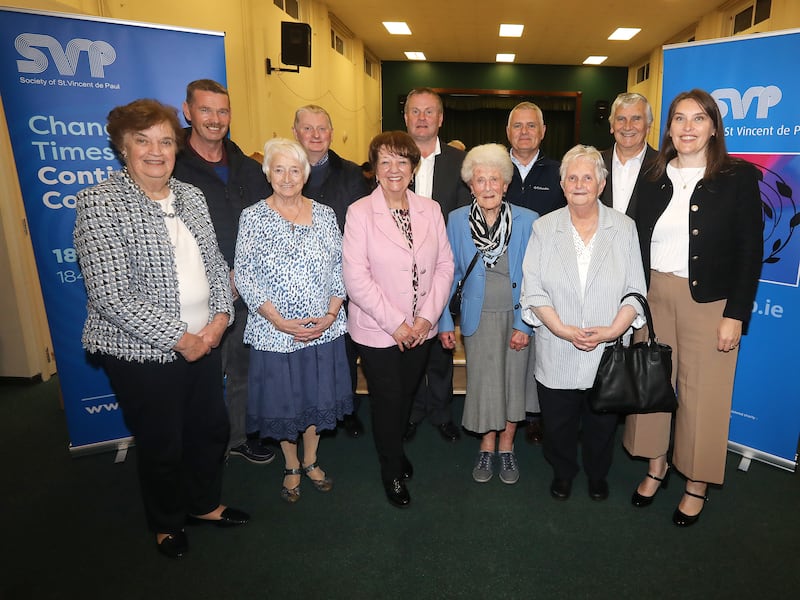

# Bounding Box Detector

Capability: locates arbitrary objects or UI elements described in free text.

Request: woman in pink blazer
[343,131,454,508]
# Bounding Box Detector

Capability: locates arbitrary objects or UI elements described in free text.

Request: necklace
[673,161,704,190]
[271,198,304,231]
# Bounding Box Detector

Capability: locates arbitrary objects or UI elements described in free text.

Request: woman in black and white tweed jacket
[74,99,249,559]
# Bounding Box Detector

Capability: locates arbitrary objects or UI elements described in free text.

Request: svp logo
[15,33,117,78]
[712,86,782,119]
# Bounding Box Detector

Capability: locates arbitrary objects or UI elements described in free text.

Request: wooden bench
[355,325,467,395]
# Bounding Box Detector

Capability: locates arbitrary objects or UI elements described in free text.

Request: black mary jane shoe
[157,531,188,559]
[550,478,572,500]
[187,506,250,528]
[631,466,671,508]
[384,478,411,508]
[672,490,708,527]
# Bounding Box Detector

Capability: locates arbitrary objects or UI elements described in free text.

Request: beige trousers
[623,271,740,485]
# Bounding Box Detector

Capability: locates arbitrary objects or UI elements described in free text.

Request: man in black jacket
[403,87,471,443]
[173,79,274,464]
[292,104,370,437]
[599,92,657,217]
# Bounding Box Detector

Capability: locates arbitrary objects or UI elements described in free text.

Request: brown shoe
[525,420,543,445]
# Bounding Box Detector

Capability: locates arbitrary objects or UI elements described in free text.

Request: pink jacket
[343,187,454,348]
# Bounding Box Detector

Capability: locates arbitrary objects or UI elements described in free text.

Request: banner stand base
[69,436,135,461]
[728,441,797,473]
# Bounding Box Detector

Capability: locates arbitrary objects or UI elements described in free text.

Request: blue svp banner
[0,8,226,451]
[663,30,800,471]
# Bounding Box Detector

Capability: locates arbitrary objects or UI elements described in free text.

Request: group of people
[72,83,761,558]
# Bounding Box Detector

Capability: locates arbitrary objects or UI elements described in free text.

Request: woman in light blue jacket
[439,144,538,485]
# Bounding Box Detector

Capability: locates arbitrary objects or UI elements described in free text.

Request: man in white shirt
[599,93,657,216]
[402,87,470,443]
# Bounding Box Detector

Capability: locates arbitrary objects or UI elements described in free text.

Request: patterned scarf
[469,199,512,268]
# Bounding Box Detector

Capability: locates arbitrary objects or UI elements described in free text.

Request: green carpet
[2,376,798,599]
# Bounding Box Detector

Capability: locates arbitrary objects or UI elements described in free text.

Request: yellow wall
[1,0,382,162]
[0,0,380,377]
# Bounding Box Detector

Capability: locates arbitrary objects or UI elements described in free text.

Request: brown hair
[651,88,738,181]
[368,131,421,172]
[106,99,183,154]
[185,79,229,105]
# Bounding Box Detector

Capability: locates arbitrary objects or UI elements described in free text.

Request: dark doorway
[400,89,581,160]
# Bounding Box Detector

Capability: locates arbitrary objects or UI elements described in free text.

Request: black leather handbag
[590,292,677,414]
[448,252,481,320]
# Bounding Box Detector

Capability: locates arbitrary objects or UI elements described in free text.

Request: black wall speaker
[594,99,610,124]
[281,22,311,68]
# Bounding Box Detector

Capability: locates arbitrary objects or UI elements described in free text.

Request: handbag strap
[621,292,658,344]
[459,252,481,286]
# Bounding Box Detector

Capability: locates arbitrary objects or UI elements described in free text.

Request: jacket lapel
[371,188,414,252]
[554,209,582,299]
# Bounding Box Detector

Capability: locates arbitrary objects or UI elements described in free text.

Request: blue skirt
[247,336,353,441]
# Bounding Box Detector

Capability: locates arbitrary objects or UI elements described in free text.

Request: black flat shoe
[673,490,708,527]
[403,421,418,442]
[631,466,671,508]
[550,478,572,500]
[187,506,250,527]
[157,531,188,559]
[588,479,609,501]
[384,478,411,508]
[437,421,461,442]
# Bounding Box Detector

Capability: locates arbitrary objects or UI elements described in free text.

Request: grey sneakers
[472,451,494,483]
[498,451,519,484]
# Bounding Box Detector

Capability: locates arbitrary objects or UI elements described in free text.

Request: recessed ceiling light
[383,22,412,35]
[405,51,427,61]
[583,56,608,65]
[496,53,516,63]
[499,24,524,37]
[608,27,641,41]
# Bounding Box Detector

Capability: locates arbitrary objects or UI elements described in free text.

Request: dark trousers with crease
[357,340,432,483]
[537,381,618,482]
[102,349,229,534]
[410,340,454,425]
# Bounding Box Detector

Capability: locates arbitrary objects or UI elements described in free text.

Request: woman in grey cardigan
[74,99,248,559]
[521,145,646,502]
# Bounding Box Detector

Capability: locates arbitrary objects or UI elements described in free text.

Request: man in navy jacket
[173,79,274,465]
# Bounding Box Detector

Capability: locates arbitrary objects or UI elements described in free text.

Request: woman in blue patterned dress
[235,138,352,503]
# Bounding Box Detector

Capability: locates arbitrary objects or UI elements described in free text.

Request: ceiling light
[496,53,516,63]
[608,28,641,41]
[499,24,524,37]
[583,56,608,65]
[383,22,412,35]
[405,51,427,61]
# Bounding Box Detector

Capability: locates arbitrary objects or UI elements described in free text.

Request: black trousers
[102,350,229,534]
[536,381,617,482]
[410,340,454,425]
[357,340,432,483]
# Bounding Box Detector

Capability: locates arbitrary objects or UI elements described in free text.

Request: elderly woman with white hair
[234,138,352,504]
[438,143,539,485]
[520,144,646,502]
